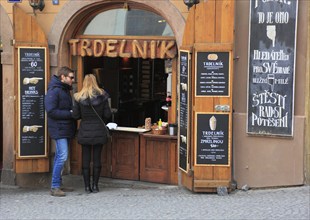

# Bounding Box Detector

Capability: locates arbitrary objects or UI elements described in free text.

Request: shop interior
[83,56,170,128]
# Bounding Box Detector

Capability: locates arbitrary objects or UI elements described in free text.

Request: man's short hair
[56,66,74,78]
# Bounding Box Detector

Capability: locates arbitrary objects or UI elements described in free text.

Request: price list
[18,47,46,157]
[196,52,229,96]
[196,113,229,165]
[179,51,189,172]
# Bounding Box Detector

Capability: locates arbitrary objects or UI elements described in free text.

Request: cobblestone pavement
[0,175,309,220]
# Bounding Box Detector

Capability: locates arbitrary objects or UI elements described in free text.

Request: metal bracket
[215,105,230,112]
[10,39,15,46]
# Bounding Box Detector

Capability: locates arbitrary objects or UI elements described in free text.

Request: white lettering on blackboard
[252,112,288,127]
[251,90,288,128]
[256,0,292,9]
[25,86,38,95]
[253,50,289,60]
[248,0,297,135]
[203,61,223,69]
[252,90,286,108]
[24,52,40,57]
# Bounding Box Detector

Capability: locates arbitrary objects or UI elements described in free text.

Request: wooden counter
[139,133,178,185]
[111,130,141,181]
[108,129,178,185]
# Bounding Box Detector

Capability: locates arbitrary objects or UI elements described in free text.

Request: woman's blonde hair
[74,74,104,101]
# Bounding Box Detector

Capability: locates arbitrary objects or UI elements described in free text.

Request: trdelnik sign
[247,0,299,136]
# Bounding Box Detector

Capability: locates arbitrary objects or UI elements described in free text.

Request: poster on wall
[247,0,298,136]
[195,51,230,97]
[18,47,47,158]
[179,50,190,172]
[195,113,230,166]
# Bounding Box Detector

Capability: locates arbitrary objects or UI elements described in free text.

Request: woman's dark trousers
[82,144,103,193]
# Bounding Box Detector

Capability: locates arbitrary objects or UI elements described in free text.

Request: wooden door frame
[70,49,178,176]
[13,5,50,173]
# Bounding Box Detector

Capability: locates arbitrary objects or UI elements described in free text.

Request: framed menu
[195,113,230,166]
[179,50,190,172]
[195,51,230,97]
[247,0,298,136]
[18,47,47,158]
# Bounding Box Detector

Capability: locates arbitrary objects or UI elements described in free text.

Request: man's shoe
[60,186,74,192]
[50,188,66,197]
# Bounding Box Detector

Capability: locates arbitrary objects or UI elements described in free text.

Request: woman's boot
[82,168,92,194]
[92,167,101,193]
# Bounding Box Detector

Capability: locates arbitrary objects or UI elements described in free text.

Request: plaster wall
[233,0,308,188]
[305,1,310,185]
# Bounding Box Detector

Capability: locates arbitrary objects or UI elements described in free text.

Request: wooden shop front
[68,33,179,185]
[100,130,178,185]
[178,1,235,192]
[69,37,178,184]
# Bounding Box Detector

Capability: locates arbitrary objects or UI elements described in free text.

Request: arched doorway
[48,0,185,181]
[49,1,185,157]
[69,7,178,181]
[73,8,175,126]
[48,0,185,67]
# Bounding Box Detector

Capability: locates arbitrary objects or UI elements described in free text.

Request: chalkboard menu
[18,47,47,157]
[179,50,190,172]
[195,52,230,96]
[247,0,298,136]
[195,113,229,166]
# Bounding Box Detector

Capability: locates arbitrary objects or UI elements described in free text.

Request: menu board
[195,113,229,166]
[18,47,47,157]
[179,50,190,172]
[195,52,230,96]
[247,0,298,136]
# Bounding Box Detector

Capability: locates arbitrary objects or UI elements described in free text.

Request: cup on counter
[168,123,177,136]
[145,117,152,130]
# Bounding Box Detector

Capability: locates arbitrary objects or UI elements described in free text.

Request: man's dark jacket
[45,75,76,139]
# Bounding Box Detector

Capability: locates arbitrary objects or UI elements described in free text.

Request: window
[83,9,174,36]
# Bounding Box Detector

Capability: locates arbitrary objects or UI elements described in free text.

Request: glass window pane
[83,9,174,36]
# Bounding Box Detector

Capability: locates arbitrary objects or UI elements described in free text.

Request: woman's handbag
[90,104,111,139]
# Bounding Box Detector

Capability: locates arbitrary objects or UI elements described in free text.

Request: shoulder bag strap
[90,104,110,135]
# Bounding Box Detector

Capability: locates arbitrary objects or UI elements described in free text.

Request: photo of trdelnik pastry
[23,77,43,85]
[209,116,217,131]
[22,125,42,133]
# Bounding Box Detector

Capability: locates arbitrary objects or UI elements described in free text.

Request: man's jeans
[51,138,69,189]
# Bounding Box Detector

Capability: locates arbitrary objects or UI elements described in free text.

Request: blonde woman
[72,74,112,193]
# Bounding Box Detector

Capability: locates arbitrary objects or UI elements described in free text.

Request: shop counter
[110,127,148,181]
[139,133,178,185]
[109,128,178,185]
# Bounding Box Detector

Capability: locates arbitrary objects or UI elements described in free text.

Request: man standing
[45,66,76,197]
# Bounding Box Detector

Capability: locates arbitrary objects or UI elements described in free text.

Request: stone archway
[48,0,185,69]
[0,5,15,185]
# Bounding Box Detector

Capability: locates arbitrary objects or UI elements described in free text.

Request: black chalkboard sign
[247,0,298,136]
[195,52,229,96]
[195,113,229,166]
[179,50,190,172]
[18,47,47,157]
